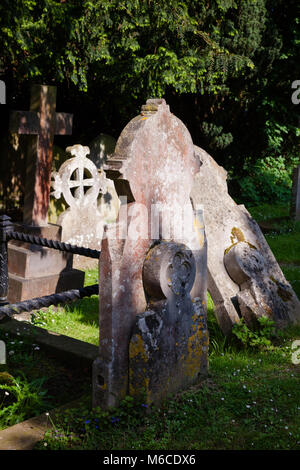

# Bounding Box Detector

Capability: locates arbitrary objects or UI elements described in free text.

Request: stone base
[7,222,85,303]
[8,269,85,304]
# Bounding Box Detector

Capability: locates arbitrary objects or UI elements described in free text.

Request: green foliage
[0,0,257,96]
[232,317,283,350]
[0,373,51,429]
[233,155,300,205]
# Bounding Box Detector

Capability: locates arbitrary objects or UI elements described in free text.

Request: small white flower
[8,351,14,355]
[4,391,9,396]
[246,405,251,408]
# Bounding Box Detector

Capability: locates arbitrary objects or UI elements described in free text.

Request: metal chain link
[0,283,98,318]
[7,230,101,259]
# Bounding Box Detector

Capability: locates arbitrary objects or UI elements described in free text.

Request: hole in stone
[97,375,105,386]
[231,295,241,318]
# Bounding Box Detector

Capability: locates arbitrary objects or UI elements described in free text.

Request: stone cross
[93,99,208,408]
[290,165,300,221]
[51,144,108,268]
[10,85,73,226]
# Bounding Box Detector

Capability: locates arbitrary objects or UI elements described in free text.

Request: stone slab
[0,396,89,450]
[7,221,84,303]
[0,319,98,368]
[8,268,84,304]
[8,243,72,278]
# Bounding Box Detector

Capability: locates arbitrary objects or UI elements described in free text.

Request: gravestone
[10,84,73,226]
[50,140,120,268]
[190,146,300,335]
[0,80,5,104]
[88,133,116,168]
[88,133,120,227]
[7,85,84,303]
[93,99,208,409]
[290,165,300,221]
[51,144,108,269]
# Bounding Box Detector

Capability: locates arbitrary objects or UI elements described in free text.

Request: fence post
[0,215,13,306]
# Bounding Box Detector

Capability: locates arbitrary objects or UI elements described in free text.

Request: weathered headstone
[129,241,208,407]
[88,133,120,227]
[88,133,116,168]
[92,99,208,409]
[7,85,84,303]
[190,146,300,335]
[290,165,300,221]
[51,144,108,269]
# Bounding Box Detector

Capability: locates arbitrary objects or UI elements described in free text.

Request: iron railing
[0,215,100,318]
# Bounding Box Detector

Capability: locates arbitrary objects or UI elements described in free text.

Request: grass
[31,269,99,345]
[0,329,91,430]
[2,202,300,449]
[33,318,300,450]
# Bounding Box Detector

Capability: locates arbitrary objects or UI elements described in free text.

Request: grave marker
[190,146,300,335]
[93,99,208,408]
[7,85,83,302]
[51,144,108,269]
[10,84,73,226]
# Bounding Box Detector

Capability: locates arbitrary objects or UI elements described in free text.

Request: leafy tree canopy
[0,0,299,199]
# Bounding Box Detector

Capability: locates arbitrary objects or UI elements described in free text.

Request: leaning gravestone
[93,99,208,409]
[290,165,300,222]
[190,146,300,335]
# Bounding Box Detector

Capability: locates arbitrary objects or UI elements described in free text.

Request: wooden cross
[10,85,73,226]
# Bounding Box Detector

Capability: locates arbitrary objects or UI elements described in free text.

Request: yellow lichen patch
[224,227,257,255]
[230,227,245,244]
[129,334,149,363]
[183,324,207,379]
[129,375,149,398]
[193,218,204,248]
